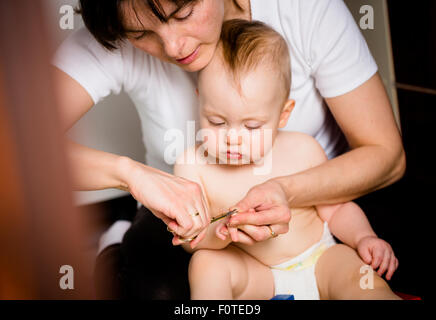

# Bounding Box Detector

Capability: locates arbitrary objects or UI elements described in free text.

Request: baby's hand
[215,221,230,240]
[215,208,258,243]
[215,220,239,241]
[357,235,399,280]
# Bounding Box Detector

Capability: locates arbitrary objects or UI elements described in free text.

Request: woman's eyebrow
[163,5,185,19]
[125,29,147,33]
[125,5,187,32]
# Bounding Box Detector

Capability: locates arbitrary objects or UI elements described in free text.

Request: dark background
[83,0,434,300]
[355,0,434,299]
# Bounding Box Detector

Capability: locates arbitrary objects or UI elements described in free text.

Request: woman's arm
[53,66,133,191]
[53,67,211,245]
[278,73,405,207]
[229,74,405,243]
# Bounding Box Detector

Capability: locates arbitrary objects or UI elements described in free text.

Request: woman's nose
[160,27,185,59]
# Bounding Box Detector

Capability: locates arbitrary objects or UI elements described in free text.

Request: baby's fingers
[215,222,229,241]
[358,246,373,265]
[228,226,239,242]
[377,250,390,277]
[385,254,398,280]
[371,246,384,270]
[190,228,208,249]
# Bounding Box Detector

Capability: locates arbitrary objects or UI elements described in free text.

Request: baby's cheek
[200,130,221,158]
[250,130,272,160]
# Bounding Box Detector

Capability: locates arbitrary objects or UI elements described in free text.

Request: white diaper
[270,222,337,300]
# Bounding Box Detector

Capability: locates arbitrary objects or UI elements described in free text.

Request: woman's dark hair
[77,0,243,50]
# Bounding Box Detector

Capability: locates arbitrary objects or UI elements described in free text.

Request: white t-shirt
[53,0,377,174]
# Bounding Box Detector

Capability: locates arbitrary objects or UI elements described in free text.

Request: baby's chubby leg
[315,244,401,300]
[188,245,275,300]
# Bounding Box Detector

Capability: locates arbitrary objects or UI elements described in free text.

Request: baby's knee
[189,249,228,277]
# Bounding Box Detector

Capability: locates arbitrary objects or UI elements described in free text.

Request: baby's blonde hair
[219,19,291,101]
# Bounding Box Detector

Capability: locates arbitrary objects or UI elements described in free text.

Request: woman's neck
[224,0,251,21]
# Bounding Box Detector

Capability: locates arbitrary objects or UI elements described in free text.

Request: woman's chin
[183,47,216,72]
[180,63,205,72]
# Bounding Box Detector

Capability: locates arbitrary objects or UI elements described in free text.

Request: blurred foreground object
[0,0,93,299]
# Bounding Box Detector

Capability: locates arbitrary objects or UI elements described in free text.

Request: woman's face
[121,0,226,72]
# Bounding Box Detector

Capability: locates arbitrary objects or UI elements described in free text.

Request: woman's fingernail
[223,229,229,235]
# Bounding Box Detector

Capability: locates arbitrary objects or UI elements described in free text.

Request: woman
[53,0,405,299]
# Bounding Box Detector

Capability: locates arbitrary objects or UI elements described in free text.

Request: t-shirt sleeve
[52,28,124,104]
[306,0,378,98]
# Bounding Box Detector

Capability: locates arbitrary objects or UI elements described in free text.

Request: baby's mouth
[226,151,243,160]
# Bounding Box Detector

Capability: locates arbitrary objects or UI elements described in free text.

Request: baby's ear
[278,99,295,128]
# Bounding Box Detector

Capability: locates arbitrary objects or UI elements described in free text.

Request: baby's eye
[245,123,262,130]
[208,120,225,126]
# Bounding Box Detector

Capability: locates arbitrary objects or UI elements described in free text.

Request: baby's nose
[226,133,242,145]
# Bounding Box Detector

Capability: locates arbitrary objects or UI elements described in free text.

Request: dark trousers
[94,206,192,299]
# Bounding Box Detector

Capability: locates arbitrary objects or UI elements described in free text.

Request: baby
[173,20,400,300]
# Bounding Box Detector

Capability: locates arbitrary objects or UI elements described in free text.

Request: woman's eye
[174,5,194,21]
[132,31,150,40]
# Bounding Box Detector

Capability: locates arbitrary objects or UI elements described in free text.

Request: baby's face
[197,57,290,165]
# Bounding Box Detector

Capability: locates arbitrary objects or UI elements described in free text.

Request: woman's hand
[123,158,210,248]
[226,178,292,245]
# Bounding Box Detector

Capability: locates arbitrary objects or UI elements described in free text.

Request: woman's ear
[278,99,295,128]
[195,88,199,96]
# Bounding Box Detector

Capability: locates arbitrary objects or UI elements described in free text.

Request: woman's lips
[176,46,200,65]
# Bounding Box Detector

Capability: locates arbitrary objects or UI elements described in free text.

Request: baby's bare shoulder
[174,145,204,177]
[175,145,198,165]
[275,131,328,170]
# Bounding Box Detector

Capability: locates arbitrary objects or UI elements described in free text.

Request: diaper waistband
[271,222,336,272]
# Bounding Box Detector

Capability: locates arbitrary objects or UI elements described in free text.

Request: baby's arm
[293,133,397,279]
[317,202,398,280]
[316,202,376,249]
[173,147,232,253]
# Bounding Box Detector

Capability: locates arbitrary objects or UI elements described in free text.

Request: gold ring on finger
[267,225,278,239]
[167,226,175,234]
[179,235,197,243]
